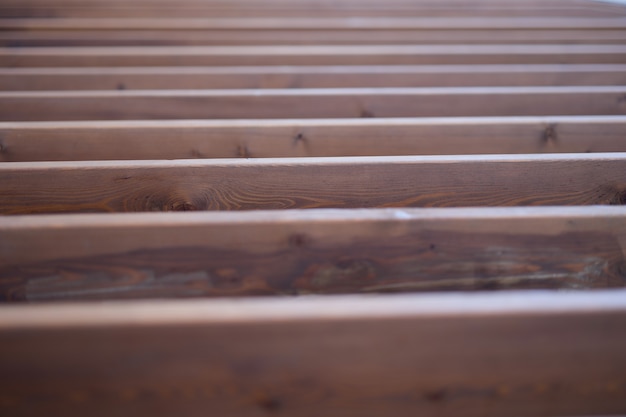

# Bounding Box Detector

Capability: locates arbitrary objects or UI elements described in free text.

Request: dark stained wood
[0,290,625,416]
[1,86,626,121]
[1,154,625,214]
[2,64,625,91]
[2,116,626,162]
[3,44,626,67]
[1,207,626,300]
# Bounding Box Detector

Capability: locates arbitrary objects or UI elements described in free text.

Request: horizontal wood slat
[4,44,626,67]
[3,4,625,19]
[0,290,625,416]
[1,154,625,214]
[1,86,625,121]
[2,64,625,90]
[2,116,626,161]
[2,207,626,300]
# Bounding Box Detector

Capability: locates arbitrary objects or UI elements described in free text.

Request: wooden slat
[1,86,625,122]
[2,116,626,162]
[2,64,625,91]
[1,154,625,214]
[1,207,626,300]
[5,17,626,30]
[3,44,626,67]
[4,29,626,47]
[0,290,625,416]
[3,4,626,18]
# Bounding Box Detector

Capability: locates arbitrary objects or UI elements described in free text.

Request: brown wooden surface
[2,86,626,121]
[1,207,626,300]
[3,44,626,67]
[3,3,625,18]
[0,290,625,416]
[2,116,625,162]
[1,154,625,214]
[2,64,625,91]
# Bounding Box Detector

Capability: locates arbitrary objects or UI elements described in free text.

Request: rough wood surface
[0,290,625,416]
[1,86,625,121]
[1,154,625,214]
[3,44,625,67]
[2,116,626,161]
[2,64,625,91]
[1,207,625,300]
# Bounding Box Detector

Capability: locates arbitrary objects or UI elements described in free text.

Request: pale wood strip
[0,290,625,416]
[2,116,625,161]
[1,154,625,214]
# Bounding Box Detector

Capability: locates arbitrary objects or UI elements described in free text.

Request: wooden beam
[2,116,626,162]
[1,154,625,214]
[5,17,626,30]
[3,44,626,67]
[3,29,626,47]
[3,4,625,18]
[1,86,624,121]
[3,64,626,91]
[1,206,626,300]
[0,290,625,416]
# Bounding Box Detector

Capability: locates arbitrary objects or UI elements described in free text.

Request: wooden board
[3,44,626,67]
[1,154,625,214]
[0,290,625,416]
[2,86,626,121]
[1,206,626,300]
[3,64,626,91]
[2,116,626,161]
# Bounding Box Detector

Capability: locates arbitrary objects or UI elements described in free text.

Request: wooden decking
[0,1,625,416]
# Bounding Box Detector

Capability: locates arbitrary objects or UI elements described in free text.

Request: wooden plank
[5,17,626,30]
[1,206,626,300]
[3,4,625,18]
[3,29,626,47]
[2,116,626,162]
[0,86,625,122]
[2,64,625,91]
[1,154,625,214]
[3,44,626,67]
[0,290,625,416]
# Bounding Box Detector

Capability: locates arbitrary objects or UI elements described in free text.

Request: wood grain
[3,64,625,91]
[3,44,625,67]
[1,86,625,121]
[2,116,626,162]
[0,290,625,416]
[1,207,625,300]
[1,154,625,214]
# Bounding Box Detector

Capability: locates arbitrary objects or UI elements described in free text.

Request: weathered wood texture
[1,207,625,301]
[0,290,625,416]
[3,44,626,67]
[2,64,625,91]
[2,116,625,162]
[2,86,626,121]
[1,154,625,214]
